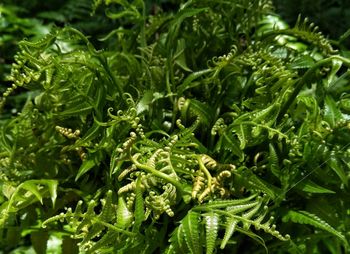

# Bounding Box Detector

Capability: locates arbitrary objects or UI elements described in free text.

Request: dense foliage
[1,0,350,253]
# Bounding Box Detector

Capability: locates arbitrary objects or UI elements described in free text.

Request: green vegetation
[1,0,350,253]
[274,0,350,45]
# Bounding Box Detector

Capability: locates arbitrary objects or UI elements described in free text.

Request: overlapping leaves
[0,0,350,253]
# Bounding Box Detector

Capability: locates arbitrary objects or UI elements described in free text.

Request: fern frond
[194,193,290,246]
[291,15,336,55]
[133,177,144,232]
[42,191,137,253]
[0,180,58,227]
[168,224,190,253]
[216,132,245,162]
[85,231,118,254]
[116,196,133,229]
[226,200,260,215]
[78,192,114,246]
[182,211,202,254]
[234,124,248,149]
[283,210,347,244]
[268,143,280,178]
[204,213,219,254]
[98,190,114,222]
[18,30,58,50]
[220,217,238,249]
[76,200,97,233]
[234,169,278,199]
[260,15,336,55]
[195,194,258,210]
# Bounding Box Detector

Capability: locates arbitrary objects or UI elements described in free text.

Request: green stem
[196,155,212,190]
[92,217,136,236]
[129,151,184,193]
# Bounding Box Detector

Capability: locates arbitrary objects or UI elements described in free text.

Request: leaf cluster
[1,0,350,253]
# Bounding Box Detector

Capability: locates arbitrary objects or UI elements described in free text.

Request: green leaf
[46,180,58,207]
[133,177,144,232]
[268,143,280,178]
[168,224,189,253]
[86,231,118,254]
[188,99,213,126]
[0,121,13,153]
[339,98,350,113]
[324,96,343,128]
[116,197,133,229]
[98,190,115,222]
[174,39,192,72]
[0,180,59,227]
[177,69,212,95]
[205,213,219,254]
[94,84,107,113]
[74,122,101,148]
[221,132,245,162]
[136,90,153,115]
[326,59,343,86]
[283,210,347,244]
[238,170,277,199]
[235,124,247,150]
[194,194,257,210]
[297,180,335,194]
[75,200,97,233]
[182,211,201,254]
[289,55,315,70]
[75,159,96,181]
[327,155,348,186]
[220,217,237,249]
[21,182,43,204]
[227,201,260,215]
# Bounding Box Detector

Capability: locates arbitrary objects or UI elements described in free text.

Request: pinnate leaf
[283,210,347,244]
[182,211,202,254]
[205,213,219,254]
